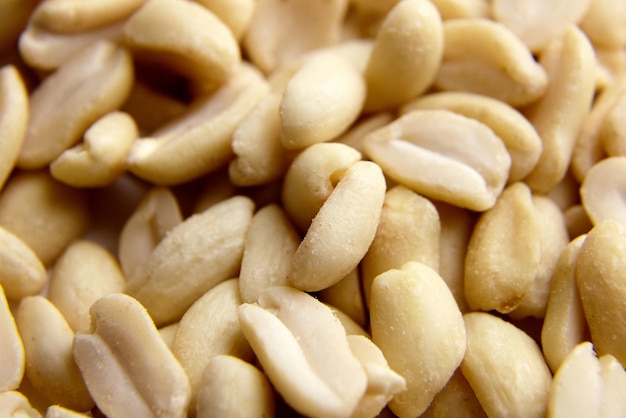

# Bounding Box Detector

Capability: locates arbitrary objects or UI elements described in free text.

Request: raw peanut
[599,354,626,417]
[238,286,368,418]
[462,312,552,418]
[0,391,41,418]
[196,355,275,418]
[158,322,178,350]
[0,226,46,300]
[47,240,126,333]
[18,41,133,169]
[328,304,370,338]
[364,109,511,212]
[576,219,626,365]
[363,0,443,112]
[0,170,90,266]
[288,161,385,292]
[334,112,394,154]
[45,405,90,418]
[600,90,626,156]
[15,296,93,411]
[594,48,626,90]
[126,195,254,326]
[318,268,367,327]
[193,0,255,41]
[564,204,593,240]
[73,293,191,418]
[0,65,28,191]
[0,284,24,392]
[430,0,489,20]
[370,262,466,418]
[350,0,398,15]
[421,368,488,418]
[522,25,596,194]
[192,169,238,214]
[435,18,548,107]
[464,182,540,313]
[547,171,583,212]
[401,91,542,183]
[579,0,626,49]
[580,156,626,228]
[541,235,588,373]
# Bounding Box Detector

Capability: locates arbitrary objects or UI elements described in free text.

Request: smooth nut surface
[0,226,46,301]
[580,156,626,229]
[0,65,28,191]
[0,285,24,392]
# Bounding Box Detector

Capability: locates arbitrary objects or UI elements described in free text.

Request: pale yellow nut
[17,40,133,169]
[16,296,93,411]
[600,90,626,157]
[243,0,347,73]
[280,53,365,149]
[47,240,126,333]
[73,293,191,418]
[158,322,178,351]
[0,65,28,191]
[328,304,370,338]
[581,157,626,228]
[318,268,367,328]
[599,354,626,418]
[363,0,443,112]
[594,48,626,91]
[547,342,601,418]
[121,0,239,91]
[350,0,398,15]
[281,142,361,232]
[370,262,466,418]
[522,25,596,194]
[579,0,626,49]
[364,109,511,212]
[0,226,46,301]
[0,170,90,266]
[193,0,255,41]
[564,204,593,240]
[464,182,541,313]
[547,171,583,212]
[45,405,91,418]
[421,368,488,418]
[429,0,489,20]
[0,391,41,418]
[361,185,440,307]
[462,312,552,418]
[239,204,300,303]
[334,112,394,155]
[196,355,275,418]
[0,284,24,392]
[576,219,626,365]
[288,160,385,292]
[126,195,254,326]
[238,286,367,418]
[435,18,548,107]
[401,91,543,183]
[127,63,269,185]
[172,279,253,415]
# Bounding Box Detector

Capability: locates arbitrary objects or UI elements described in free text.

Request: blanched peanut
[435,18,548,107]
[599,354,626,417]
[522,25,596,194]
[564,204,593,240]
[47,240,126,333]
[45,405,91,418]
[0,391,41,418]
[430,0,489,20]
[73,293,191,418]
[363,0,443,112]
[318,269,367,327]
[15,296,93,411]
[0,170,90,266]
[421,368,488,418]
[158,322,178,350]
[364,110,511,212]
[0,226,46,301]
[193,0,255,41]
[370,262,466,418]
[600,90,626,156]
[334,112,394,154]
[580,157,626,228]
[328,304,370,338]
[0,65,28,191]
[579,0,626,49]
[594,48,626,90]
[462,312,552,418]
[288,161,385,292]
[238,286,368,418]
[576,220,626,365]
[0,285,24,392]
[196,355,275,418]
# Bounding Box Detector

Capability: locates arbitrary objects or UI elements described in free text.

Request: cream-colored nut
[289,161,385,292]
[243,0,347,74]
[600,90,626,157]
[581,157,626,228]
[158,322,178,350]
[126,195,254,326]
[547,171,583,212]
[193,0,255,41]
[421,368,488,418]
[45,405,91,418]
[238,286,367,418]
[328,304,370,338]
[0,170,90,266]
[280,53,365,149]
[364,109,511,212]
[239,204,300,303]
[370,262,466,418]
[435,18,548,106]
[127,63,269,185]
[0,226,46,301]
[522,25,596,194]
[47,240,126,333]
[192,169,238,214]
[541,235,588,373]
[18,41,133,168]
[361,185,440,307]
[118,187,182,281]
[172,279,253,414]
[579,0,626,49]
[462,312,552,418]
[576,219,626,365]
[350,0,398,15]
[564,204,593,240]
[73,293,191,418]
[548,342,602,418]
[16,296,93,411]
[464,182,540,313]
[0,285,24,392]
[430,0,489,20]
[599,354,626,418]
[363,0,443,112]
[121,0,239,90]
[595,48,626,91]
[281,142,361,232]
[334,112,394,155]
[196,355,275,418]
[401,92,543,183]
[0,65,28,191]
[50,111,138,187]
[318,268,367,328]
[0,391,41,418]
